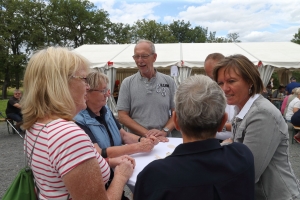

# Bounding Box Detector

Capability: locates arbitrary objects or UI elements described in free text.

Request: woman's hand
[145,135,159,145]
[156,136,169,142]
[137,138,155,152]
[114,159,134,183]
[109,155,136,168]
[221,138,233,146]
[146,129,169,142]
[146,129,167,137]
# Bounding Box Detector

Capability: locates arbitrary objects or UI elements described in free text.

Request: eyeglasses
[71,76,88,84]
[90,88,110,95]
[132,53,154,60]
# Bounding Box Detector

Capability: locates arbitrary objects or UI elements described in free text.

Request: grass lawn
[0,99,8,118]
[0,87,21,97]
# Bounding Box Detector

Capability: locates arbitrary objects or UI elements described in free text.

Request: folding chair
[0,112,23,138]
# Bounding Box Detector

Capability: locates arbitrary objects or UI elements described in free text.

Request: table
[270,98,284,101]
[127,137,182,191]
[270,98,284,110]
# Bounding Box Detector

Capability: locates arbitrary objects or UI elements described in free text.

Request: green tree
[169,20,191,42]
[291,28,300,44]
[47,0,111,47]
[131,19,176,43]
[25,0,54,49]
[107,22,132,44]
[0,0,28,97]
[227,32,241,42]
[0,38,10,99]
[187,26,207,43]
[206,31,217,43]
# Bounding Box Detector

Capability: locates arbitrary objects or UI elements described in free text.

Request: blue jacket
[74,105,122,148]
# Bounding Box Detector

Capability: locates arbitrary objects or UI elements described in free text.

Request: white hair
[175,75,226,138]
[136,39,156,53]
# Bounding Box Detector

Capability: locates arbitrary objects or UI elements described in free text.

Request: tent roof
[73,42,300,69]
[236,42,300,68]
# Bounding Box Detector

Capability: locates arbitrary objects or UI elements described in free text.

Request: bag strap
[25,123,48,169]
[25,122,71,200]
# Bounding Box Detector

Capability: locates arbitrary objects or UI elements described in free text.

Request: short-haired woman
[214,54,300,200]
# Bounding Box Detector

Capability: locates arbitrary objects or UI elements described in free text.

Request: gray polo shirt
[117,70,176,134]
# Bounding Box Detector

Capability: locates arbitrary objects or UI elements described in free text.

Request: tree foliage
[291,28,300,44]
[0,0,241,98]
[0,0,29,98]
[227,33,241,43]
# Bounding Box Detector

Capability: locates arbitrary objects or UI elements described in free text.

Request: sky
[90,0,300,42]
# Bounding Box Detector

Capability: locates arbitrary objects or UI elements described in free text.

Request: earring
[249,84,253,95]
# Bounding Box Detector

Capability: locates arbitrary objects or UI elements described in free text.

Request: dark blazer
[134,139,255,200]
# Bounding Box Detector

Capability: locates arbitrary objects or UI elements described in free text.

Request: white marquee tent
[74,42,300,87]
[73,42,300,112]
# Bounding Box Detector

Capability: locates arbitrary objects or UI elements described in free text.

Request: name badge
[159,84,169,87]
[156,84,168,96]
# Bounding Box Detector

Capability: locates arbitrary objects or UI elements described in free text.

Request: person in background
[134,75,255,200]
[75,71,160,159]
[291,106,300,143]
[272,85,286,110]
[5,89,23,132]
[204,53,234,140]
[272,85,285,98]
[21,47,134,200]
[286,76,300,95]
[214,54,300,200]
[117,39,177,138]
[113,80,120,103]
[281,87,298,115]
[285,88,300,123]
[262,82,272,101]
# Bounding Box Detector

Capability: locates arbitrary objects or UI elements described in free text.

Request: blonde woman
[21,47,133,200]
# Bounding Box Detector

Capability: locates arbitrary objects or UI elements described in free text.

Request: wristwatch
[163,127,170,134]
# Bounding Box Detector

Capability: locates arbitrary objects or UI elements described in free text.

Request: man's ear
[152,53,157,62]
[173,111,181,131]
[217,112,228,132]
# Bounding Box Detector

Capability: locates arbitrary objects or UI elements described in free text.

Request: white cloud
[92,0,300,42]
[174,0,300,42]
[92,1,161,24]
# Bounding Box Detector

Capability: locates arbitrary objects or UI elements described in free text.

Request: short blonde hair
[87,70,109,90]
[21,47,90,129]
[294,88,300,95]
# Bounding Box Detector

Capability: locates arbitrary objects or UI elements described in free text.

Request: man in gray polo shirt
[117,39,177,139]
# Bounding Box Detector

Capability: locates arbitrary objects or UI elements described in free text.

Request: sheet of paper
[170,65,178,77]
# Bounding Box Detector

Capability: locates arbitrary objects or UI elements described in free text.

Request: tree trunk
[2,80,8,99]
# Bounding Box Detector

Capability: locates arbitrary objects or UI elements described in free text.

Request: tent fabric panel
[73,44,131,68]
[181,43,259,66]
[258,65,275,87]
[236,42,300,68]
